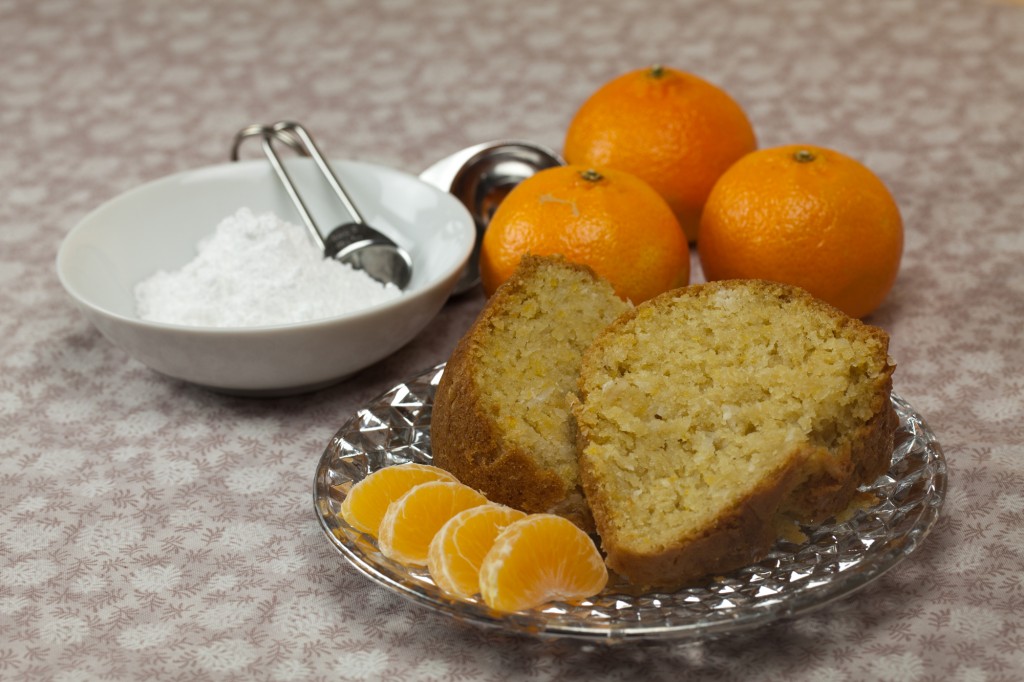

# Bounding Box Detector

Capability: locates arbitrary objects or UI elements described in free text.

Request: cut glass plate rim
[313,363,946,643]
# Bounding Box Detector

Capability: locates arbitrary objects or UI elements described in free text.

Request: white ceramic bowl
[57,158,475,396]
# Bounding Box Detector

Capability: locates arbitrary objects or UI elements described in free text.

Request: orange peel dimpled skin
[698,144,903,319]
[478,165,689,304]
[564,65,757,242]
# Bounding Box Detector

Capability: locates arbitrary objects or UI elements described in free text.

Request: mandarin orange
[478,514,608,612]
[478,165,689,303]
[698,144,903,318]
[564,65,757,242]
[427,503,527,599]
[339,463,458,537]
[377,480,488,565]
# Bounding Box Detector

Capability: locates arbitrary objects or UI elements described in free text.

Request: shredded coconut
[134,208,403,327]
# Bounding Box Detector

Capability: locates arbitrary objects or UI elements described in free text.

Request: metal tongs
[231,121,412,289]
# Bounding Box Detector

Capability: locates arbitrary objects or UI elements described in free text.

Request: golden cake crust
[431,337,579,522]
[431,255,628,531]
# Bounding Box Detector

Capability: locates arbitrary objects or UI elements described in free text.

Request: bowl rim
[56,157,476,335]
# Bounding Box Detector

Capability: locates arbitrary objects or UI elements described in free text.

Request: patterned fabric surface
[2,0,1023,680]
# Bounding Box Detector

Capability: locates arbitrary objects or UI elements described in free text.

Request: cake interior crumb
[577,286,890,552]
[473,264,628,487]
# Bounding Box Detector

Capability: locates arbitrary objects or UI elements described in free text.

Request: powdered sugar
[134,208,403,327]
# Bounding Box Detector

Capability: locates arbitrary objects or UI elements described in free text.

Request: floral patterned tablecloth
[2,0,1023,680]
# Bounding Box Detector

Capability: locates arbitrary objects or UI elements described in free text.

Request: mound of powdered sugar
[134,208,403,327]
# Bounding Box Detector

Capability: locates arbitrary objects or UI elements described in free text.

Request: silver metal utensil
[232,121,413,290]
[419,140,564,295]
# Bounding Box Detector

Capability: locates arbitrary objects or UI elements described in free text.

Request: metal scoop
[419,140,564,295]
[232,121,413,289]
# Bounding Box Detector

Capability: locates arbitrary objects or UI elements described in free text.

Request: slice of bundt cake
[573,279,897,588]
[431,255,630,531]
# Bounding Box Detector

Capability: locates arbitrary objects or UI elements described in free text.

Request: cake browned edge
[573,280,898,589]
[430,255,612,532]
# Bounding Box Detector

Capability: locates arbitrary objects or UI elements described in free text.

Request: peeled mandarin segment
[339,463,457,537]
[427,503,527,599]
[378,480,488,566]
[478,514,609,612]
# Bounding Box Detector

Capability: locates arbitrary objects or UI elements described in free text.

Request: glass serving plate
[313,364,946,643]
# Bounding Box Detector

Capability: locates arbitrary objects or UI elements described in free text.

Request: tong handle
[230,121,366,252]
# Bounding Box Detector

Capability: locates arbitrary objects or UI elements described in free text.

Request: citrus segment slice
[427,503,527,599]
[479,514,609,612]
[340,463,457,537]
[378,480,488,565]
